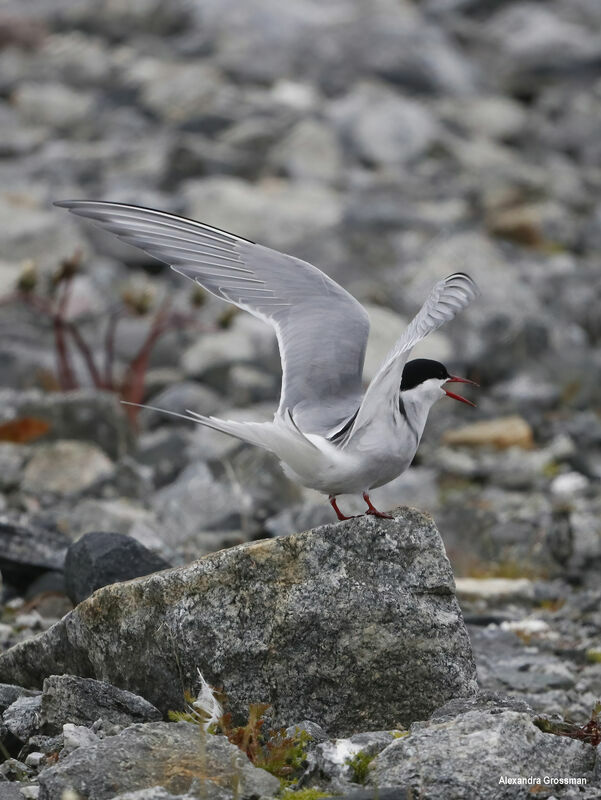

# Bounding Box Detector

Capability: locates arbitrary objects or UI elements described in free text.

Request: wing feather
[55,200,370,434]
[351,272,478,433]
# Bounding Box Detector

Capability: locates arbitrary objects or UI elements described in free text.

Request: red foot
[329,496,358,521]
[363,493,393,519]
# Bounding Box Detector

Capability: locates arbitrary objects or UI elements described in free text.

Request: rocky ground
[0,0,600,797]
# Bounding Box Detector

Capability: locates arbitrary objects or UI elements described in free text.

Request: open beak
[444,375,479,408]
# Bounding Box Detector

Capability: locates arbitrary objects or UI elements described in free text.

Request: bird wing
[351,272,478,434]
[55,200,370,435]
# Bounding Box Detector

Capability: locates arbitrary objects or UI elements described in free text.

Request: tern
[55,200,479,520]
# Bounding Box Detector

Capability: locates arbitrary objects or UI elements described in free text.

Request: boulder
[64,532,171,605]
[37,721,280,800]
[0,509,477,736]
[368,700,595,798]
[40,675,162,734]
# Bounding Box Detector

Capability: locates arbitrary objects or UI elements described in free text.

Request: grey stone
[0,784,29,799]
[369,708,595,798]
[107,790,190,800]
[227,364,278,406]
[2,695,42,742]
[135,427,193,487]
[0,195,88,274]
[14,82,96,133]
[64,532,171,605]
[0,509,477,736]
[182,176,343,251]
[0,684,40,714]
[270,118,343,182]
[0,758,33,783]
[303,731,396,791]
[486,3,601,90]
[330,82,437,167]
[151,461,250,542]
[51,498,166,553]
[285,720,328,744]
[0,444,27,492]
[138,382,220,429]
[181,314,277,385]
[0,518,69,590]
[22,440,114,496]
[40,675,162,734]
[37,722,280,800]
[62,722,100,754]
[429,691,534,722]
[0,390,133,460]
[63,0,192,37]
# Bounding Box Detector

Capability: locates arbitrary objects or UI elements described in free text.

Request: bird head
[400,358,478,408]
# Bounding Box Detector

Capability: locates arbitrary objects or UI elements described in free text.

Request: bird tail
[122,402,318,468]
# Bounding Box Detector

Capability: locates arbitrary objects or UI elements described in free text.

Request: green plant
[534,702,601,747]
[279,789,331,800]
[345,750,375,784]
[219,705,311,782]
[168,688,312,786]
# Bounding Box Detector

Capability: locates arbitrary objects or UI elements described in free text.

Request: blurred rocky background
[0,0,600,795]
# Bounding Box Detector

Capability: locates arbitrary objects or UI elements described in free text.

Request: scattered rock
[22,440,114,496]
[37,722,280,800]
[330,82,437,167]
[0,390,134,460]
[369,705,595,798]
[0,684,40,714]
[443,416,534,449]
[40,675,161,734]
[455,578,535,603]
[0,518,69,591]
[0,509,477,735]
[64,531,171,605]
[269,118,343,182]
[2,694,42,743]
[183,175,343,251]
[62,722,100,754]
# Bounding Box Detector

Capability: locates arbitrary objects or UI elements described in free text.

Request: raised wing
[351,272,478,433]
[54,200,370,435]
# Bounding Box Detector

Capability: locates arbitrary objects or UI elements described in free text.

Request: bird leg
[363,493,393,519]
[329,495,357,521]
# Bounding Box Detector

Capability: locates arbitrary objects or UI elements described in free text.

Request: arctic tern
[55,200,479,520]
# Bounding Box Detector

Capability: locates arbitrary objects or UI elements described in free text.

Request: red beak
[444,375,479,407]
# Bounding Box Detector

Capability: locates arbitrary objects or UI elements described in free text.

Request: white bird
[55,201,479,520]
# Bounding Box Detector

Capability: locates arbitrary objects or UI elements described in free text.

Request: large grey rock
[64,531,170,604]
[0,509,477,735]
[37,721,280,800]
[40,675,162,734]
[369,706,595,798]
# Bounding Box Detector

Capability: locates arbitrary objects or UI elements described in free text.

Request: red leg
[329,495,357,521]
[363,493,393,519]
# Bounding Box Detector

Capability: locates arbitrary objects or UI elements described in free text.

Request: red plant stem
[53,315,77,390]
[120,322,168,426]
[103,308,123,391]
[65,322,103,388]
[54,279,79,390]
